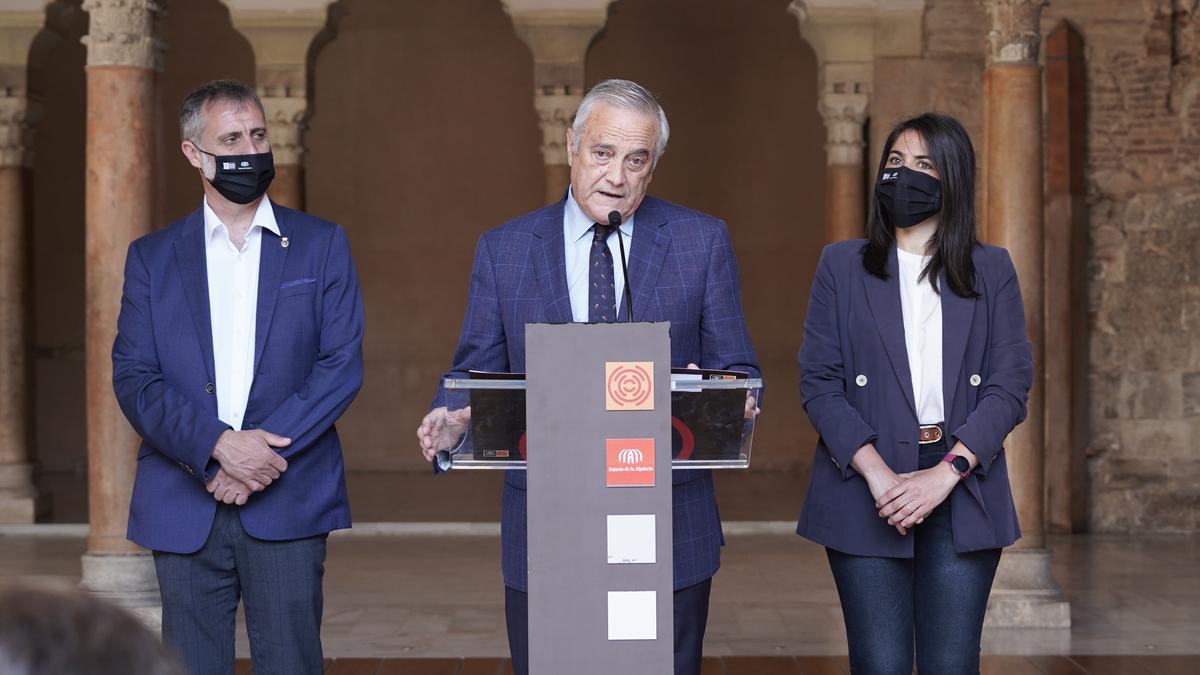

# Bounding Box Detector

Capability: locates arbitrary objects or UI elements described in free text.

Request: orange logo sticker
[605,362,654,411]
[606,438,655,487]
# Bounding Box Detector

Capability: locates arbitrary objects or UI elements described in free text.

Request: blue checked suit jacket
[114,202,364,554]
[434,195,760,592]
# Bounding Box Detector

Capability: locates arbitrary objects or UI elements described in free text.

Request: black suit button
[206,383,215,394]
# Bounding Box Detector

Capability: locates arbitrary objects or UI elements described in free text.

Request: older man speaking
[417,79,760,675]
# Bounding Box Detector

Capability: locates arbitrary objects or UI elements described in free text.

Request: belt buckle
[919,424,943,445]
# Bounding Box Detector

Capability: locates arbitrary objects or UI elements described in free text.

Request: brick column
[79,0,164,625]
[0,11,47,523]
[979,0,1069,630]
[226,3,328,211]
[502,3,608,204]
[1043,21,1087,534]
[818,64,869,243]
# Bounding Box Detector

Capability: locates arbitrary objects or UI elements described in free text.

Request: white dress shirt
[203,196,280,432]
[563,188,635,322]
[896,247,944,425]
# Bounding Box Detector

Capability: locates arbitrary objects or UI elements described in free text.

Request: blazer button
[970,374,982,387]
[206,383,215,394]
[855,375,868,387]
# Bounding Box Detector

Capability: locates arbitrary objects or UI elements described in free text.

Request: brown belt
[919,424,944,444]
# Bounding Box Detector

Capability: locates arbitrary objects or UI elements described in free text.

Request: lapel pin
[280,236,289,248]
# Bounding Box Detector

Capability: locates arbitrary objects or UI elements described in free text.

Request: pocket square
[280,277,317,290]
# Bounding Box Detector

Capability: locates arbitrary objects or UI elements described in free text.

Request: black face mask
[195,146,275,205]
[875,165,942,229]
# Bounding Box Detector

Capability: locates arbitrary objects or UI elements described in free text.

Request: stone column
[979,0,1069,629]
[788,1,922,242]
[502,2,609,204]
[226,3,328,211]
[0,10,47,523]
[79,0,164,624]
[818,65,869,242]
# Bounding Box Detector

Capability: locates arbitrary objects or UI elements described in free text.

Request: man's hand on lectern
[417,406,472,461]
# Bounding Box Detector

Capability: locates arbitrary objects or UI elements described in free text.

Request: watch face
[951,455,970,474]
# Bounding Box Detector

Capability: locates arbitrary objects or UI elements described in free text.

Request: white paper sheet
[607,514,657,564]
[607,591,657,641]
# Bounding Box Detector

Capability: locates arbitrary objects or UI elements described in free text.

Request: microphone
[609,210,634,322]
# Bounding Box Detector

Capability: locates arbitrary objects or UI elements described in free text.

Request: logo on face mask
[195,145,276,205]
[875,165,942,230]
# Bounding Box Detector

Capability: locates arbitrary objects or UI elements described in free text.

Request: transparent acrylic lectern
[437,370,762,471]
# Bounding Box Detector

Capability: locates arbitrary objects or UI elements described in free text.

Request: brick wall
[1065,0,1200,531]
[897,0,1200,531]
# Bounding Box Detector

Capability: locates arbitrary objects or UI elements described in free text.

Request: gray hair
[570,79,670,166]
[179,79,265,144]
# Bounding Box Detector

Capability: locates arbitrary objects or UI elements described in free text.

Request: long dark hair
[863,113,979,298]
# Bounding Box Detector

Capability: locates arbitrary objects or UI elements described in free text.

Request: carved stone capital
[0,94,37,168]
[81,0,166,70]
[788,0,924,64]
[819,92,868,166]
[262,95,307,166]
[504,9,607,92]
[981,0,1047,65]
[227,8,326,96]
[534,88,580,166]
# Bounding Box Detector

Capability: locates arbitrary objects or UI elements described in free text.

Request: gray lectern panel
[526,322,673,675]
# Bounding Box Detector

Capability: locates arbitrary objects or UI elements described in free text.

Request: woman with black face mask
[794,113,1034,674]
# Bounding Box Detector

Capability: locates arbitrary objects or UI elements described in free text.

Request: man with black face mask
[112,79,364,675]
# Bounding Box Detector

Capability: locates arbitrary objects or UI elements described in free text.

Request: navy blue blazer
[434,195,760,592]
[796,240,1031,556]
[114,202,364,554]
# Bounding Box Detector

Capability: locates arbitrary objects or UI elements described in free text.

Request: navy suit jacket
[435,195,760,592]
[796,240,1031,556]
[114,202,364,554]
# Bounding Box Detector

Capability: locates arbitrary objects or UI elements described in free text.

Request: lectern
[438,322,760,675]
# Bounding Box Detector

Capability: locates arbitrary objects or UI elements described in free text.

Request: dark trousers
[153,504,328,675]
[825,442,1002,675]
[505,578,712,675]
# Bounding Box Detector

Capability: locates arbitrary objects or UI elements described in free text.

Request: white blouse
[896,248,944,425]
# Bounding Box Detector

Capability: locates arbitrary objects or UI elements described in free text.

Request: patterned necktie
[589,223,617,323]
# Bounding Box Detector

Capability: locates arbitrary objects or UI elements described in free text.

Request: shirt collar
[564,187,634,243]
[202,196,281,243]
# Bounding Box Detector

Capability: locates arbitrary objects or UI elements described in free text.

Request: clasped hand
[205,429,291,505]
[853,443,959,536]
[873,465,959,535]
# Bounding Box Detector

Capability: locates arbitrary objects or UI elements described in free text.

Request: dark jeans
[153,504,328,675]
[826,442,1001,675]
[505,578,712,675]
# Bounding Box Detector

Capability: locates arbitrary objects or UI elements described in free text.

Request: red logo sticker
[607,438,655,487]
[605,362,654,411]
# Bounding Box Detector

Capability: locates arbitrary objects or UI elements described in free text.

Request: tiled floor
[14,470,1200,668]
[3,529,1197,660]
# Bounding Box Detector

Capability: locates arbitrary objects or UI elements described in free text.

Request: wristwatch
[941,453,971,479]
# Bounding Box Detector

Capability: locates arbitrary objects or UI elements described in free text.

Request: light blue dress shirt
[563,187,635,322]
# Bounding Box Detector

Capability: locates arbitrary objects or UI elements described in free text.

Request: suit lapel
[174,209,216,384]
[252,203,289,375]
[863,246,917,418]
[620,198,668,322]
[941,272,976,420]
[531,201,572,324]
